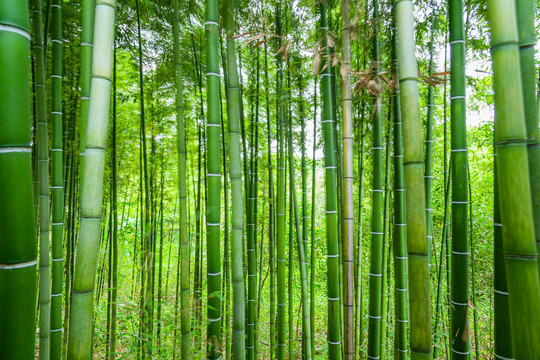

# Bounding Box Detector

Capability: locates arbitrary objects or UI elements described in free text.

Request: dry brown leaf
[321,61,328,74]
[232,31,255,39]
[276,42,287,54]
[242,32,267,48]
[327,34,334,48]
[254,40,266,47]
[340,64,349,83]
[332,54,339,67]
[312,52,320,76]
[433,70,450,77]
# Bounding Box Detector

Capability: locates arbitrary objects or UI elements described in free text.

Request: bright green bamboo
[391,8,409,358]
[108,47,118,360]
[250,42,261,360]
[288,108,312,359]
[134,0,153,352]
[221,100,231,360]
[264,19,276,359]
[310,79,317,360]
[433,163,451,359]
[317,2,341,358]
[355,117,366,360]
[192,36,204,328]
[487,0,540,357]
[296,66,308,359]
[493,158,512,360]
[367,0,385,356]
[432,32,450,360]
[245,37,257,360]
[515,0,540,273]
[172,0,191,357]
[275,2,287,358]
[341,1,354,358]
[0,2,37,358]
[31,0,51,356]
[205,0,222,357]
[50,0,64,357]
[395,0,432,358]
[78,0,95,165]
[424,0,436,267]
[288,173,293,360]
[286,56,293,360]
[449,0,470,357]
[380,123,392,360]
[467,171,480,360]
[67,0,116,357]
[300,73,308,268]
[224,0,246,357]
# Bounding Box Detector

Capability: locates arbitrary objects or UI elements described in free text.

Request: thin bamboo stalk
[108,47,118,360]
[50,0,64,356]
[341,1,355,358]
[275,2,287,358]
[449,0,470,357]
[367,0,385,356]
[32,0,51,355]
[317,2,341,357]
[390,7,409,358]
[205,0,222,356]
[224,1,246,357]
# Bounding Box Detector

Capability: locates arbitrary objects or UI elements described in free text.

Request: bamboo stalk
[395,0,432,358]
[390,7,409,358]
[0,2,37,358]
[449,0,470,357]
[67,0,116,357]
[341,1,355,357]
[487,0,540,357]
[31,0,51,355]
[205,0,222,357]
[50,0,64,356]
[515,0,540,274]
[317,2,341,357]
[224,1,247,357]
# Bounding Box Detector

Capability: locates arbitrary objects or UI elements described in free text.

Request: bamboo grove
[1,0,540,359]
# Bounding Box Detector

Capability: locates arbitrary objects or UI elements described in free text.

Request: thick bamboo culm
[0,1,37,358]
[67,0,116,358]
[515,0,540,273]
[487,0,540,357]
[395,0,432,358]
